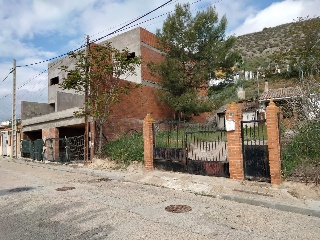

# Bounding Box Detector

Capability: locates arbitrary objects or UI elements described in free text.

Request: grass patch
[242,124,268,141]
[154,123,225,148]
[102,132,144,165]
[281,121,320,183]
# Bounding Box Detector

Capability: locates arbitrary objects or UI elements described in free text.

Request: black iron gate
[21,139,43,161]
[21,135,84,162]
[153,121,229,177]
[241,119,270,181]
[153,121,187,172]
[186,130,229,177]
[44,135,84,162]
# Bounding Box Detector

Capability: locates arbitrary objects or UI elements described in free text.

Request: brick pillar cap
[267,98,279,111]
[269,99,275,106]
[144,113,155,122]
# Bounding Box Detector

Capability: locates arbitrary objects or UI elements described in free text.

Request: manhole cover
[8,187,33,192]
[55,187,76,191]
[165,205,192,213]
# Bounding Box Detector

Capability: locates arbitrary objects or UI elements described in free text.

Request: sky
[0,0,319,122]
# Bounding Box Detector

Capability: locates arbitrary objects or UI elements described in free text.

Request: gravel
[0,158,320,239]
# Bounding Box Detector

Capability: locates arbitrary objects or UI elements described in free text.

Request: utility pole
[11,59,17,158]
[84,35,90,165]
[257,70,260,97]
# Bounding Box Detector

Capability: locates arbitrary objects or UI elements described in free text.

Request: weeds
[102,132,144,165]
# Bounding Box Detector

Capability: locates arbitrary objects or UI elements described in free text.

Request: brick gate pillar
[266,99,281,185]
[143,114,155,170]
[226,102,244,180]
[42,128,59,160]
[90,120,95,161]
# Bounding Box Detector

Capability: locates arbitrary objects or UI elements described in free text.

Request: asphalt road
[0,158,320,240]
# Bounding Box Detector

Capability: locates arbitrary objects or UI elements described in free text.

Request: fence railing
[21,135,84,162]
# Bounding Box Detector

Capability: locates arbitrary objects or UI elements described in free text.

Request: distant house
[258,81,303,120]
[216,100,261,129]
[0,127,21,157]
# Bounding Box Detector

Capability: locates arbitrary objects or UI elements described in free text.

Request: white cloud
[1,0,319,122]
[233,0,320,36]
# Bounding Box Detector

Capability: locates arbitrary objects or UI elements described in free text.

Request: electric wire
[14,0,174,68]
[0,69,14,83]
[89,0,178,39]
[0,0,176,105]
[0,0,223,120]
[0,0,221,103]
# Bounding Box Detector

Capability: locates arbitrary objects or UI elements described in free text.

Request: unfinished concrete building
[21,27,173,160]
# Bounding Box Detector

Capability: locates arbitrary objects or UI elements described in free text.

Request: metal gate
[21,135,84,162]
[153,121,229,177]
[43,135,84,162]
[241,119,270,181]
[21,139,43,160]
[186,130,229,177]
[153,121,187,172]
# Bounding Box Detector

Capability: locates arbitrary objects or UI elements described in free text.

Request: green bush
[282,121,320,176]
[102,132,144,165]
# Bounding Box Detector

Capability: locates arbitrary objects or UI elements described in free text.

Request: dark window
[126,52,135,61]
[50,76,59,85]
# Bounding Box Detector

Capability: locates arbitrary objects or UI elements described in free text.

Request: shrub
[282,120,320,182]
[102,132,144,165]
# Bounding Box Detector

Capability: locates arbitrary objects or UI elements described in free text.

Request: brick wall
[140,28,159,49]
[143,114,154,170]
[141,45,164,84]
[266,100,281,185]
[42,127,59,160]
[226,102,244,180]
[102,81,174,140]
[140,28,164,84]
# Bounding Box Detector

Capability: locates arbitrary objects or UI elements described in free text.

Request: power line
[0,0,222,100]
[90,0,174,44]
[14,0,174,69]
[0,0,222,103]
[0,68,14,83]
[89,0,178,39]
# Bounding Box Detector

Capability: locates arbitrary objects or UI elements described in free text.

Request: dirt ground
[86,158,320,201]
[282,181,320,200]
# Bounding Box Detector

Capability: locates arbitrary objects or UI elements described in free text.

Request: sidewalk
[5,157,320,218]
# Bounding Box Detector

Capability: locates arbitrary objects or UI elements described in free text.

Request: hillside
[233,18,320,70]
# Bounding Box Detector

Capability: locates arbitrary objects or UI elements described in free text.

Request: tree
[274,17,320,78]
[149,3,239,119]
[60,42,140,154]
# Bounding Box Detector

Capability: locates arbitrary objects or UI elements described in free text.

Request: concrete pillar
[266,99,281,185]
[226,102,244,180]
[143,114,154,170]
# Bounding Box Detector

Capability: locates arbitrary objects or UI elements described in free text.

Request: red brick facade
[100,28,174,140]
[266,100,281,185]
[140,28,159,49]
[226,102,244,180]
[42,128,59,160]
[143,114,154,170]
[103,82,174,140]
[141,45,163,84]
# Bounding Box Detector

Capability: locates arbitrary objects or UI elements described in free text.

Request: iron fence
[21,135,84,162]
